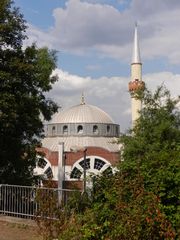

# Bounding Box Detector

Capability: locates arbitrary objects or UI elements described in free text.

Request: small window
[44,167,53,179]
[77,125,83,134]
[79,158,90,170]
[107,125,110,133]
[37,158,47,169]
[103,166,113,176]
[63,125,68,134]
[94,158,106,170]
[93,125,98,134]
[70,167,82,179]
[52,126,56,136]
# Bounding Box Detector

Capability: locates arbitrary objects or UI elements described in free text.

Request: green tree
[0,0,58,185]
[57,171,175,240]
[120,86,180,235]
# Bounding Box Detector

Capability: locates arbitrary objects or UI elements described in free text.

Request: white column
[58,142,64,203]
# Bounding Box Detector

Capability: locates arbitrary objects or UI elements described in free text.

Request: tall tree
[0,0,58,185]
[120,86,180,234]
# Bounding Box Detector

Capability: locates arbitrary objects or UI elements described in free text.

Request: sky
[14,0,180,132]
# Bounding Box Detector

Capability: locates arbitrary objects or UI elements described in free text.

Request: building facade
[34,98,120,189]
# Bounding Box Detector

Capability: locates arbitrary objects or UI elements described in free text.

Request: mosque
[34,25,144,190]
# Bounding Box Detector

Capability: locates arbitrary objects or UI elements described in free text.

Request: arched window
[37,158,47,169]
[52,126,56,136]
[63,125,68,134]
[70,157,112,181]
[94,158,105,170]
[107,125,110,134]
[103,166,113,175]
[77,125,83,134]
[70,167,82,179]
[79,158,90,170]
[93,125,98,134]
[35,156,53,181]
[44,167,53,179]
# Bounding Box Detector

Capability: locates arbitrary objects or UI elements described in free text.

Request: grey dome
[50,103,114,124]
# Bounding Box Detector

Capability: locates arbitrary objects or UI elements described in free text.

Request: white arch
[33,155,53,179]
[70,155,112,180]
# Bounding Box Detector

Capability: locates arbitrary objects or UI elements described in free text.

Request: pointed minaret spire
[81,92,85,105]
[132,22,141,64]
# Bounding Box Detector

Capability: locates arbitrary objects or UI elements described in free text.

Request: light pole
[83,148,87,193]
[70,146,87,193]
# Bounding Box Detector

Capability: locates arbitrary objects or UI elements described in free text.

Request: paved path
[0,216,42,240]
[0,215,36,226]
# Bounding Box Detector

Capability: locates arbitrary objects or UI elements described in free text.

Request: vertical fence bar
[15,187,17,216]
[9,185,11,216]
[26,187,28,218]
[19,186,21,216]
[4,185,6,215]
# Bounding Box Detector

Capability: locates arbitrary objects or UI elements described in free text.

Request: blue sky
[14,0,180,132]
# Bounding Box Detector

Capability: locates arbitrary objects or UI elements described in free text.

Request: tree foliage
[0,0,58,185]
[57,172,175,240]
[120,86,180,233]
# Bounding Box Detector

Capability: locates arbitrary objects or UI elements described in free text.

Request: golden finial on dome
[81,92,85,105]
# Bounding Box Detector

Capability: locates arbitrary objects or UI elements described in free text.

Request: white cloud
[48,68,180,132]
[144,72,180,97]
[24,0,132,58]
[24,24,56,49]
[23,0,180,65]
[52,69,91,90]
[51,0,129,49]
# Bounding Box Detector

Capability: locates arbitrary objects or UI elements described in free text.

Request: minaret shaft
[131,63,142,82]
[131,97,142,124]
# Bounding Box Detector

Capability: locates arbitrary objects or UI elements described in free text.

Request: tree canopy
[120,86,180,232]
[0,0,58,185]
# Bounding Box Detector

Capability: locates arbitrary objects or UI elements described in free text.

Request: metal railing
[0,184,80,219]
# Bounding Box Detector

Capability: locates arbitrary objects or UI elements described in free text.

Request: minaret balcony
[128,79,145,92]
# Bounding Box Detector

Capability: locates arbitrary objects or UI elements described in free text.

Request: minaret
[129,23,145,127]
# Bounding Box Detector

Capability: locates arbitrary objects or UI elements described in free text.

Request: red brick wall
[38,146,120,167]
[36,147,58,165]
[65,147,119,166]
[37,146,120,191]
